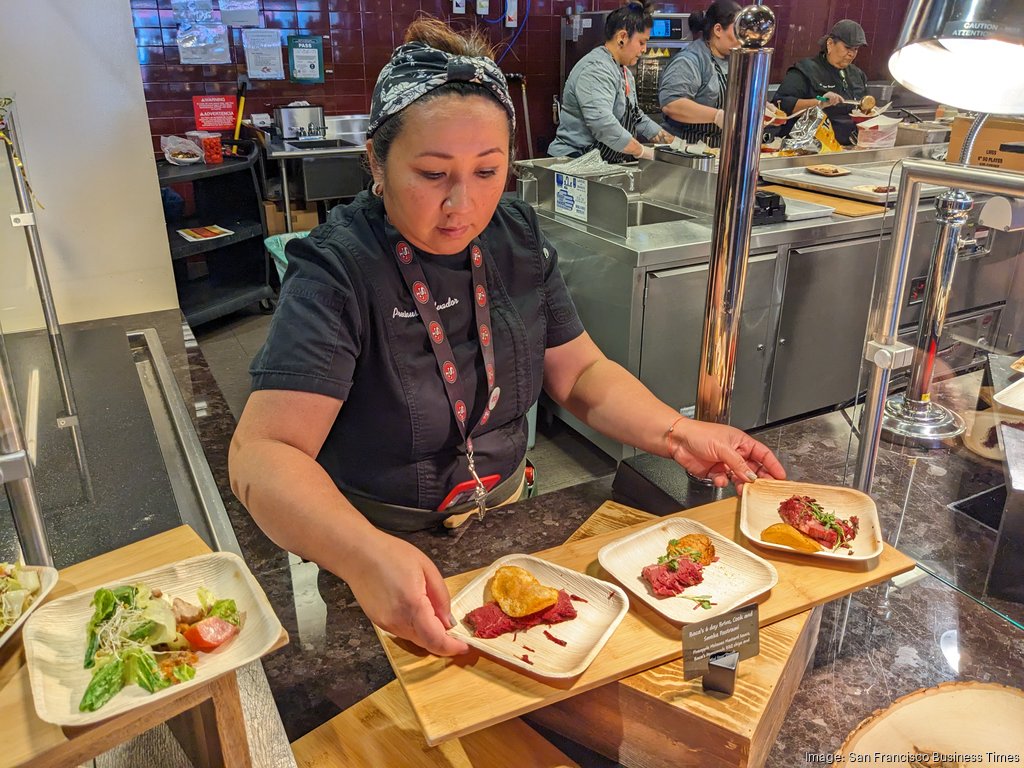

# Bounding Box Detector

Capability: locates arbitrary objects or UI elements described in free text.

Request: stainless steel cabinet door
[639,254,777,430]
[768,237,886,423]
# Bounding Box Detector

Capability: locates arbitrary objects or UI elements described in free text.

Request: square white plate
[22,551,283,726]
[994,376,1024,414]
[740,479,884,562]
[0,564,58,649]
[597,519,778,625]
[449,554,628,679]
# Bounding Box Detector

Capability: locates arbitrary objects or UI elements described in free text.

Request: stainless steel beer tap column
[879,115,988,446]
[694,5,775,429]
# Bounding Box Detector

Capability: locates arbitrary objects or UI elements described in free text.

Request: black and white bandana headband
[367,41,516,137]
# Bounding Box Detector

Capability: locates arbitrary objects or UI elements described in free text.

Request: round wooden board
[838,681,1024,764]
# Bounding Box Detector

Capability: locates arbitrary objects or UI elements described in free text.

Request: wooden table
[378,498,916,746]
[0,525,285,768]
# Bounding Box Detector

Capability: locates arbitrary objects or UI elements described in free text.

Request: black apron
[581,63,646,164]
[674,43,729,148]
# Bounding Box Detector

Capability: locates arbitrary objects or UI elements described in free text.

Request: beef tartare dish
[777,495,858,551]
[463,565,577,639]
[464,590,577,639]
[640,534,718,606]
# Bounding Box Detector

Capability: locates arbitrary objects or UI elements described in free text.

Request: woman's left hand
[667,419,786,489]
[652,129,676,145]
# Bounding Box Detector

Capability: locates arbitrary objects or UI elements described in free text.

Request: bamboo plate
[838,681,1024,763]
[994,376,1024,413]
[22,551,283,726]
[0,565,58,649]
[597,518,778,624]
[740,480,883,562]
[448,554,629,679]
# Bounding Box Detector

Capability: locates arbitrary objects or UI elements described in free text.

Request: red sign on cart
[192,95,237,131]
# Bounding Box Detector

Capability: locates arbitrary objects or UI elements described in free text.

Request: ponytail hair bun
[689,1,742,41]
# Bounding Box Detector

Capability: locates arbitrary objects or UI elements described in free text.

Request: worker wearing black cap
[774,19,869,146]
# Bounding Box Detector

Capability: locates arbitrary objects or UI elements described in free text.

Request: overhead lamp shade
[888,0,1024,114]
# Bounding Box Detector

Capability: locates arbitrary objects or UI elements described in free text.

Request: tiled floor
[195,307,617,496]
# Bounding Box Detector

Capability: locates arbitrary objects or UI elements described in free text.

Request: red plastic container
[201,135,223,164]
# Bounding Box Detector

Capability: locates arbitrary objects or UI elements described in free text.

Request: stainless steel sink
[627,201,694,227]
[285,138,359,150]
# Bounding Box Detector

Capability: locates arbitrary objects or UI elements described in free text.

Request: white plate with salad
[22,551,283,726]
[1,562,58,649]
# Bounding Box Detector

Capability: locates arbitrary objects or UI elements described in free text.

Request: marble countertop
[170,318,1024,761]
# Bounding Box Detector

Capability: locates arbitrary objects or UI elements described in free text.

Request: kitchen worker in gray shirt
[658,1,740,147]
[548,1,674,163]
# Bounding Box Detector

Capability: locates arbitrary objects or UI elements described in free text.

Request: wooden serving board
[377,498,916,746]
[761,184,886,217]
[291,679,579,768]
[528,504,821,768]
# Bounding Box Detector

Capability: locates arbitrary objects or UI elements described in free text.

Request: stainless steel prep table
[265,138,366,232]
[520,146,1024,458]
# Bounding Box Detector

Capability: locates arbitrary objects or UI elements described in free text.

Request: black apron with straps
[674,42,729,148]
[580,62,646,164]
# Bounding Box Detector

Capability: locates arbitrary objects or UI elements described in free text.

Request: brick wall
[134,0,909,158]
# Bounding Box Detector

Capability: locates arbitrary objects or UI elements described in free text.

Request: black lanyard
[384,221,499,518]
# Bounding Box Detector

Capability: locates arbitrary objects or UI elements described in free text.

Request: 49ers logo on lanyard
[429,321,444,344]
[396,241,413,264]
[387,227,500,520]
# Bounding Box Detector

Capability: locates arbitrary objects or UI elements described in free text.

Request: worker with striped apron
[547,2,674,163]
[657,1,741,148]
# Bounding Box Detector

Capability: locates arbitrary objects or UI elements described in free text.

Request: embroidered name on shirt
[392,296,460,318]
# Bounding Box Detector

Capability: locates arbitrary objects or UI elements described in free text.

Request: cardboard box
[948,115,1024,172]
[263,200,320,235]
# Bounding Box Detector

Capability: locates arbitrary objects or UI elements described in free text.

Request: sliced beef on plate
[464,589,578,639]
[640,559,704,597]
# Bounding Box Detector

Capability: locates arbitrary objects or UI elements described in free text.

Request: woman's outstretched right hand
[344,531,470,657]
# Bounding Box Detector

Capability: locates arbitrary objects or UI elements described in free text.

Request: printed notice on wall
[288,35,325,84]
[554,172,588,222]
[681,605,760,679]
[243,29,284,80]
[220,0,260,27]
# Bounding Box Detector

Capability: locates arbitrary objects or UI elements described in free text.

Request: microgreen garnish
[681,595,716,610]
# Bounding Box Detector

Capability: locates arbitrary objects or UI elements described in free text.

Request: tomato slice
[183,616,238,652]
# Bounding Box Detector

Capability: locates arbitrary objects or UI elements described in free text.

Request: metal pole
[0,336,53,566]
[854,156,1024,493]
[3,107,93,500]
[878,115,990,447]
[694,5,775,426]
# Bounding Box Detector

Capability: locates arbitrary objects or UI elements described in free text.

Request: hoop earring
[372,181,383,197]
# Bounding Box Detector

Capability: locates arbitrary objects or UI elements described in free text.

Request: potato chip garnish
[489,565,559,618]
[760,522,822,552]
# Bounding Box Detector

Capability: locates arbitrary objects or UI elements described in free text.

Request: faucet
[307,122,326,138]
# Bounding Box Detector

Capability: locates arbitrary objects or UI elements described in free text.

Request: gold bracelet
[666,416,685,437]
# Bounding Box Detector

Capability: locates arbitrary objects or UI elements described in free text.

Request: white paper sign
[554,172,588,222]
[243,28,284,79]
[220,0,260,27]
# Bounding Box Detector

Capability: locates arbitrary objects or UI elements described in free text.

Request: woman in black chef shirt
[774,19,869,146]
[229,18,785,657]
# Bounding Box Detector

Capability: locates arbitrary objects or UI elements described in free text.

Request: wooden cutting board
[376,498,916,746]
[760,184,887,217]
